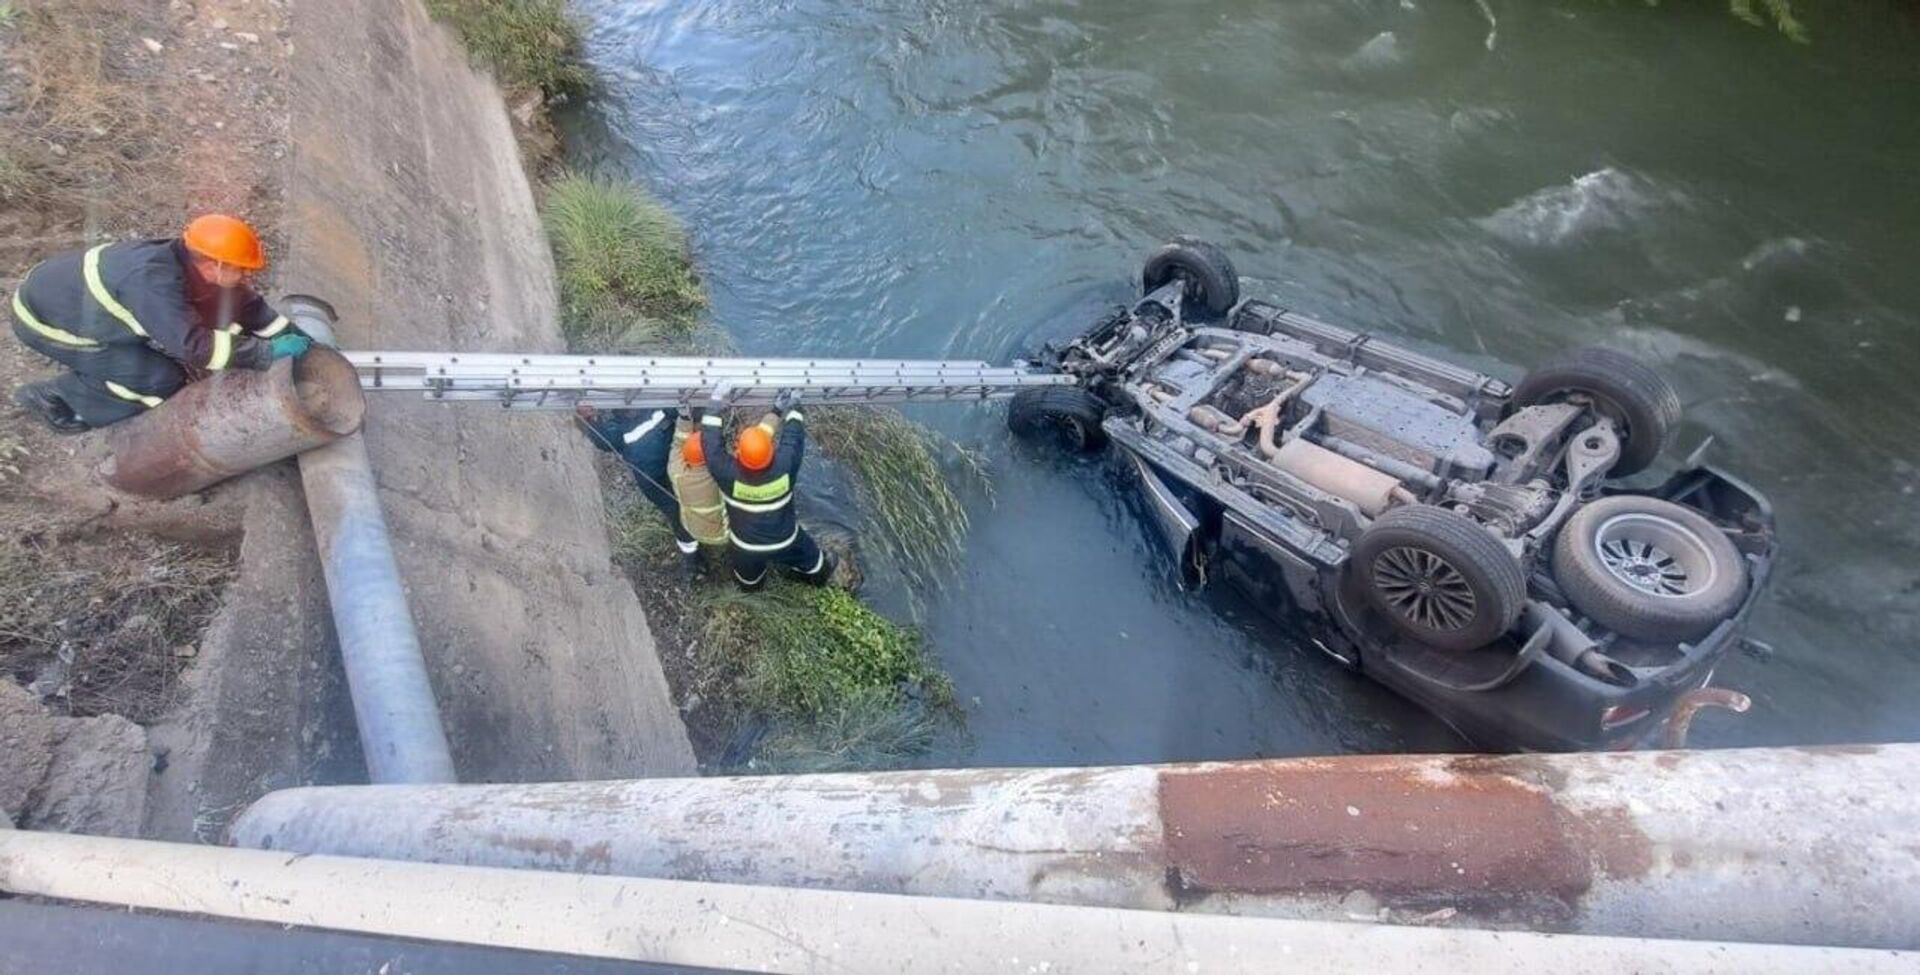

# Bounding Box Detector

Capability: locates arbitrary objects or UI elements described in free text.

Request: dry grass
[0,532,234,722]
[0,0,163,214]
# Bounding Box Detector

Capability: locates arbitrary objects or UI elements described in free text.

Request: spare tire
[1352,505,1527,652]
[1512,347,1680,477]
[1142,237,1239,317]
[1552,495,1747,643]
[1009,386,1107,452]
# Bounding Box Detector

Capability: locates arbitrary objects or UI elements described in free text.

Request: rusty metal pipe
[229,744,1920,950]
[1662,688,1752,748]
[101,349,365,498]
[8,832,1908,974]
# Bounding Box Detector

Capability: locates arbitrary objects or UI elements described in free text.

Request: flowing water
[565,0,1920,760]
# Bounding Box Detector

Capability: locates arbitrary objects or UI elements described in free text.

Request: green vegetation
[607,501,952,772]
[809,406,987,596]
[752,687,940,773]
[542,172,708,350]
[543,170,982,600]
[0,3,18,29]
[544,171,970,770]
[699,581,952,720]
[425,0,592,99]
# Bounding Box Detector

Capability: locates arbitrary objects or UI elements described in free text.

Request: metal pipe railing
[284,296,455,784]
[1,830,1907,973]
[230,743,1920,949]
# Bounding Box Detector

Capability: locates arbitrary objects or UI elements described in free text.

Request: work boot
[12,381,89,434]
[677,549,703,584]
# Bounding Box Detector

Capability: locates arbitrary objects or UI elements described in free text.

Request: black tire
[1512,347,1681,477]
[1008,386,1108,452]
[1552,495,1746,643]
[1351,505,1527,652]
[1142,236,1240,316]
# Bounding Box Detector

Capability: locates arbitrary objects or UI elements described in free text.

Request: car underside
[1011,238,1777,750]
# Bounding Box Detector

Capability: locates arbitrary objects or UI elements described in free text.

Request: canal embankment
[0,0,695,839]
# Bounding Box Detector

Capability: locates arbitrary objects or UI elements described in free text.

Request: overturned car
[1011,238,1775,751]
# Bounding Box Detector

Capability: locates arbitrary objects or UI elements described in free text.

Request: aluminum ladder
[343,350,1076,410]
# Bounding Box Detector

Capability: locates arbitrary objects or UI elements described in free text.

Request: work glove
[707,382,734,413]
[774,389,800,414]
[269,334,312,360]
[574,403,598,423]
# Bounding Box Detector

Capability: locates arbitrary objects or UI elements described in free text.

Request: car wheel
[1352,505,1527,652]
[1512,347,1681,477]
[1008,386,1108,452]
[1142,236,1240,317]
[1552,495,1747,643]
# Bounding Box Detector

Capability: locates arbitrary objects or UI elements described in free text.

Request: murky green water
[567,0,1920,758]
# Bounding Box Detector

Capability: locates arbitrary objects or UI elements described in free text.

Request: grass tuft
[698,579,951,721]
[809,407,988,597]
[751,686,941,773]
[425,0,592,99]
[544,172,707,350]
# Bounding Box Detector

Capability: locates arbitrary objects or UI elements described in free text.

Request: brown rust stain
[573,839,615,872]
[485,831,575,864]
[1157,758,1652,918]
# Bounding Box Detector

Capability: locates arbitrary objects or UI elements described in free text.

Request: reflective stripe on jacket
[668,419,728,546]
[14,238,286,371]
[701,409,807,550]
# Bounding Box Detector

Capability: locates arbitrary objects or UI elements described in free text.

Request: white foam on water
[1340,31,1404,75]
[1479,167,1668,247]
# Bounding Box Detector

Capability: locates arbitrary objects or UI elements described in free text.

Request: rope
[576,411,684,504]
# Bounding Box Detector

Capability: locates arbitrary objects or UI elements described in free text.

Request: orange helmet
[682,432,705,466]
[736,425,774,471]
[183,214,266,270]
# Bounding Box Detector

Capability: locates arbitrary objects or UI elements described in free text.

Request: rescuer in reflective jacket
[577,403,701,572]
[668,417,729,550]
[7,214,312,432]
[699,386,834,591]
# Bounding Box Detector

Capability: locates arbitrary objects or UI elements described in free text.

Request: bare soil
[0,0,294,828]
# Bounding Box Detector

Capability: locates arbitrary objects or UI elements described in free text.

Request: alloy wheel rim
[1593,512,1716,598]
[1373,546,1478,632]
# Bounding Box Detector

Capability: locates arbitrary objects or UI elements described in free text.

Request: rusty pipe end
[100,345,367,499]
[290,347,366,438]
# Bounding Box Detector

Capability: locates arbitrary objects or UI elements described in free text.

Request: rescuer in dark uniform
[577,402,702,573]
[7,214,313,432]
[699,386,834,591]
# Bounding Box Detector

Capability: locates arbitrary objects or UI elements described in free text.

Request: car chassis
[1012,240,1777,750]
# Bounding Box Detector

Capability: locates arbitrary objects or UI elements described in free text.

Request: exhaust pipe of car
[1524,603,1638,686]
